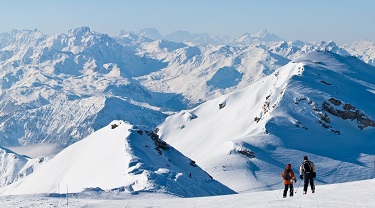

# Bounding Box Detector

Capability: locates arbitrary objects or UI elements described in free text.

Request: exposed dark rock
[189,113,198,120]
[189,160,197,167]
[145,130,169,155]
[322,102,338,117]
[254,116,260,122]
[322,98,375,130]
[337,110,359,120]
[237,149,255,158]
[219,103,226,109]
[331,129,340,134]
[111,124,119,129]
[262,101,270,114]
[37,157,45,163]
[343,103,355,111]
[318,111,330,123]
[358,117,375,128]
[320,80,332,85]
[329,98,342,106]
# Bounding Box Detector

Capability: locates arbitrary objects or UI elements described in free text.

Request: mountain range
[0,27,374,197]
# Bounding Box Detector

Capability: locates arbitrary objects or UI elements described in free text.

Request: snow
[0,179,374,207]
[0,121,234,197]
[158,51,375,193]
[0,121,133,195]
[0,27,361,149]
[1,27,375,207]
[343,40,375,66]
[5,143,59,158]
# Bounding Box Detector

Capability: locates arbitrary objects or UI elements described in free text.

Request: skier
[299,156,316,194]
[281,163,297,198]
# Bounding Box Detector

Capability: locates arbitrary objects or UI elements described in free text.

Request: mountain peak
[253,29,269,38]
[233,29,282,46]
[137,28,164,40]
[68,26,92,36]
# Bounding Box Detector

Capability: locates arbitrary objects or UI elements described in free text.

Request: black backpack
[283,169,292,180]
[302,161,312,173]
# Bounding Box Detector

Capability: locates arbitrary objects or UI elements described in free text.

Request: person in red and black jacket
[281,163,297,198]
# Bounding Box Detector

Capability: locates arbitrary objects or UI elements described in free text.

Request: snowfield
[0,179,374,207]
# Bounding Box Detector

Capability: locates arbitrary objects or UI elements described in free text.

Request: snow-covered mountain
[164,30,231,45]
[125,28,282,46]
[158,51,375,193]
[0,146,48,187]
[0,27,185,148]
[268,40,351,60]
[229,30,283,46]
[115,30,352,107]
[1,27,295,149]
[0,26,374,202]
[343,40,375,66]
[137,28,164,41]
[0,121,235,197]
[134,42,289,106]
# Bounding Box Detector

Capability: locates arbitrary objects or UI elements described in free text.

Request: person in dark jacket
[299,156,316,194]
[281,163,297,198]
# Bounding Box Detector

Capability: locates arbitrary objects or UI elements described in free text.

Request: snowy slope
[0,178,374,207]
[0,146,48,187]
[0,147,29,187]
[0,121,234,197]
[158,51,375,193]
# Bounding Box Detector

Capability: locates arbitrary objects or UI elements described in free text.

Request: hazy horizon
[1,0,375,44]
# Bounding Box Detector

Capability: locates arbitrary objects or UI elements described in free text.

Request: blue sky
[1,0,374,44]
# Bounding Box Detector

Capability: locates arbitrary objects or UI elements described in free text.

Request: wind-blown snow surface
[0,121,234,197]
[0,179,374,207]
[158,51,375,193]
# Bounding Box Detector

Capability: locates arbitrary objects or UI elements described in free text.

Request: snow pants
[283,184,294,197]
[303,173,315,192]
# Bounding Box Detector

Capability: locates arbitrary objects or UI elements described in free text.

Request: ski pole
[295,179,302,193]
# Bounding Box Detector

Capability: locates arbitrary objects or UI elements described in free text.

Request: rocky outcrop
[322,98,375,130]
